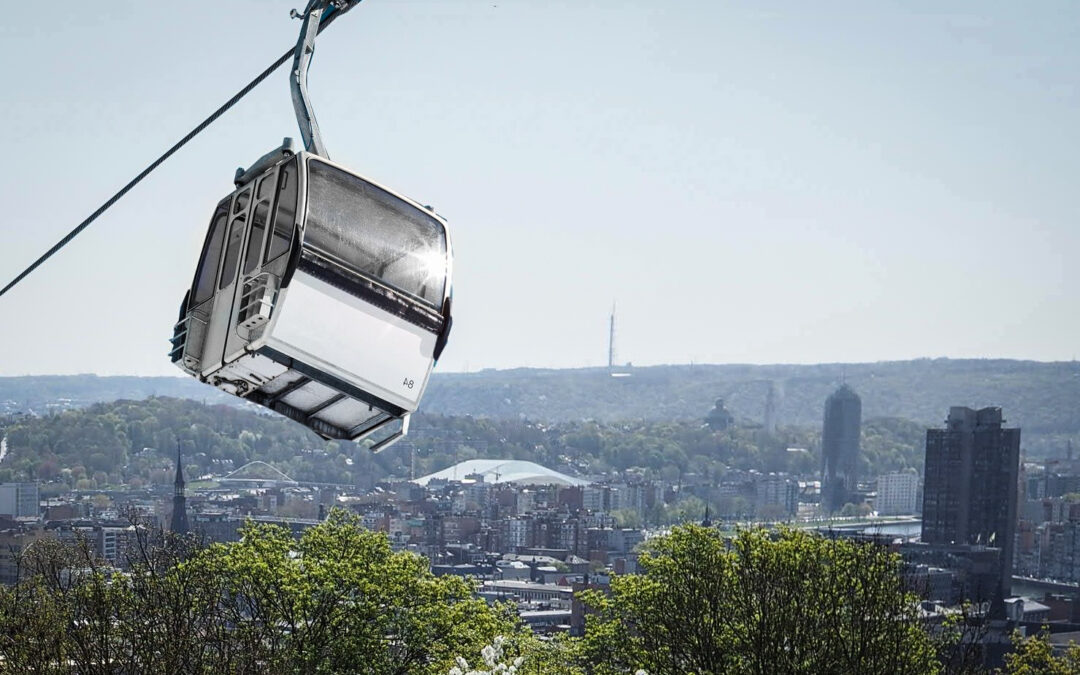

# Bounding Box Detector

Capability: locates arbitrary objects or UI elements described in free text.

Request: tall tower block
[921,407,1020,603]
[820,384,862,512]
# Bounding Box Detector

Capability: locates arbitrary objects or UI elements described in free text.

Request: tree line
[0,512,516,674]
[0,398,928,493]
[1,516,1075,673]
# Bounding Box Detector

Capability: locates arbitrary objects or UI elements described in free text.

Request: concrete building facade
[820,385,862,512]
[876,472,919,516]
[921,406,1020,600]
[755,473,799,517]
[0,482,39,518]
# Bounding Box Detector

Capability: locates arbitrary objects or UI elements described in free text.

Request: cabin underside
[210,350,403,442]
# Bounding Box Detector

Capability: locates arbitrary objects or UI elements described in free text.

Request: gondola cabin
[170,140,452,450]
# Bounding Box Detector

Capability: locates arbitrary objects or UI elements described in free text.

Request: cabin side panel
[265,270,434,412]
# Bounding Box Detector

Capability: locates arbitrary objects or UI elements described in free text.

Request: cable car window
[234,189,250,215]
[305,160,447,307]
[219,216,246,291]
[244,202,270,275]
[256,173,276,201]
[265,158,298,263]
[191,206,229,306]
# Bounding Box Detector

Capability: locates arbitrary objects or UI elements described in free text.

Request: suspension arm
[291,0,362,158]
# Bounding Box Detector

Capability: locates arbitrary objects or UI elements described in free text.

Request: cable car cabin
[170,143,452,450]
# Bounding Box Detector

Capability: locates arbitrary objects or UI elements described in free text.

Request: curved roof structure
[220,460,297,485]
[414,459,586,487]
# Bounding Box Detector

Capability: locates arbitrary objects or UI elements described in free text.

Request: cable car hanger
[232,0,355,186]
[290,0,351,159]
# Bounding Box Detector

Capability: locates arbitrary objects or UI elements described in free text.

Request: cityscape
[2,0,1077,672]
[2,366,1079,669]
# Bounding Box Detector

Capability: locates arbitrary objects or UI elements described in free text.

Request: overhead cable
[0,1,359,299]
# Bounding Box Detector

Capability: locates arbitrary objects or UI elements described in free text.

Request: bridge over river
[1012,576,1080,596]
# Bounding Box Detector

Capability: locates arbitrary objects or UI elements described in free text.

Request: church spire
[174,445,185,497]
[170,444,189,534]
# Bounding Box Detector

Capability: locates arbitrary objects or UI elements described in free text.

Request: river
[854,520,923,537]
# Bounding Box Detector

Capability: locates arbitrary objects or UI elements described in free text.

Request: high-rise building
[921,406,1020,599]
[755,473,799,517]
[876,472,919,516]
[0,482,40,519]
[820,384,861,512]
[170,448,189,535]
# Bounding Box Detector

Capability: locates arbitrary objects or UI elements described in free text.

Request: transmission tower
[608,302,616,369]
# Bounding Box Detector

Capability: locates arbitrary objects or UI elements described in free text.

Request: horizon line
[2,355,1078,379]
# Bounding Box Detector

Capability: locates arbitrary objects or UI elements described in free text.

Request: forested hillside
[5,359,1078,427]
[0,398,928,489]
[0,375,229,412]
[422,359,1080,435]
[3,358,1078,457]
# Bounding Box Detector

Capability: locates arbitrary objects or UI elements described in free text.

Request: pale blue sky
[1,1,1077,375]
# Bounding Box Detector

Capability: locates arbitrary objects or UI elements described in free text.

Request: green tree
[931,603,989,674]
[1004,629,1080,674]
[578,525,937,675]
[0,511,518,674]
[611,508,643,529]
[197,511,515,673]
[664,496,706,524]
[0,575,71,673]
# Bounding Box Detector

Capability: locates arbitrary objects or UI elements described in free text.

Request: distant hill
[424,359,1080,434]
[4,359,1080,453]
[0,397,929,489]
[0,375,231,414]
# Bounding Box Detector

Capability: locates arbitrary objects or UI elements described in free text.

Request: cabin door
[200,184,253,376]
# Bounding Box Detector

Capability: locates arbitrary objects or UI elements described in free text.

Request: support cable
[0,48,291,299]
[0,0,359,300]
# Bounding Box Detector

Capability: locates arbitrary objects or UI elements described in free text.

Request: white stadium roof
[414,459,587,487]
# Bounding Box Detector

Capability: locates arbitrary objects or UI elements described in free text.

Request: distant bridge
[220,461,298,486]
[1013,576,1080,595]
[215,461,355,490]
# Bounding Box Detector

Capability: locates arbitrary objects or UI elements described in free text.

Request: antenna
[608,302,616,369]
[764,381,779,435]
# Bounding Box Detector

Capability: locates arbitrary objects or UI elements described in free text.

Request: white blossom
[449,636,523,675]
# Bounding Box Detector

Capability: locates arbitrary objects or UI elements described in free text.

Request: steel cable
[0,48,293,299]
[0,0,359,299]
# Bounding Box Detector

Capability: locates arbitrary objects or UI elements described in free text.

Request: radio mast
[608,302,616,369]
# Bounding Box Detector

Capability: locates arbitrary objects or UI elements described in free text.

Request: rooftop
[414,459,587,487]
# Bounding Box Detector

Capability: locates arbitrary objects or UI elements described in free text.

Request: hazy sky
[1,1,1077,376]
